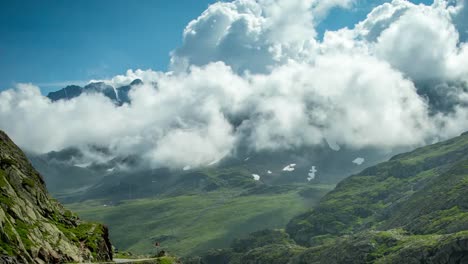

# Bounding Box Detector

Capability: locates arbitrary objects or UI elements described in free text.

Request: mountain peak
[130,78,143,86]
[46,79,144,104]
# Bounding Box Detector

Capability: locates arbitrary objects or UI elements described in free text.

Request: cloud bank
[1,0,468,168]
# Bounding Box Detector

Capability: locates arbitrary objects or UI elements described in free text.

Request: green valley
[67,184,333,256]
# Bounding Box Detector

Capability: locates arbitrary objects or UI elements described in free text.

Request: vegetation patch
[0,168,11,189]
[0,158,15,169]
[67,185,333,256]
[0,222,16,256]
[15,219,35,248]
[0,193,14,208]
[22,178,35,188]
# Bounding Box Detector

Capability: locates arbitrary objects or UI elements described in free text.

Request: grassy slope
[67,185,332,256]
[188,132,468,263]
[286,132,468,246]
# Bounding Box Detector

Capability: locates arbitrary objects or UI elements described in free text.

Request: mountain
[26,148,102,196]
[25,146,335,256]
[22,130,399,256]
[0,131,112,263]
[188,132,468,263]
[286,131,468,246]
[46,79,143,104]
[27,142,393,202]
[62,162,334,256]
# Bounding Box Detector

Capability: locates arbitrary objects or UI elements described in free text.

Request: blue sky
[0,0,432,94]
[2,0,467,165]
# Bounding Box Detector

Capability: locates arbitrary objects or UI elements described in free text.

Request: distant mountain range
[24,139,401,256]
[26,142,394,204]
[46,79,143,104]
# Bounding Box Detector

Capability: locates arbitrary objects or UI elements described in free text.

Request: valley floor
[67,185,333,256]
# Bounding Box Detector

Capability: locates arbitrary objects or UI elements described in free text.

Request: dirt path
[113,258,158,263]
[83,258,159,264]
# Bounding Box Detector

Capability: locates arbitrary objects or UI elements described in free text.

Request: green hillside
[188,132,468,263]
[286,131,468,245]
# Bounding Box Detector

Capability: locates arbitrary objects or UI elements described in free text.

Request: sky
[1,0,467,170]
[0,0,216,93]
[0,0,432,94]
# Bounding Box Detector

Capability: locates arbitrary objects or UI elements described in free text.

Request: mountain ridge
[46,79,143,105]
[187,131,468,263]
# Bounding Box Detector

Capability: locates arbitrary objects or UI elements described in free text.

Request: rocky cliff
[0,131,112,263]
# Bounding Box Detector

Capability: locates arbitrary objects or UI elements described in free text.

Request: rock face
[189,132,468,263]
[0,131,112,263]
[46,79,143,105]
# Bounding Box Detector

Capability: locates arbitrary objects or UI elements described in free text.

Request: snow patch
[307,166,317,181]
[208,158,221,166]
[283,164,296,172]
[206,152,229,166]
[267,170,272,174]
[326,138,341,151]
[252,174,261,181]
[183,165,192,171]
[74,162,91,168]
[352,157,365,165]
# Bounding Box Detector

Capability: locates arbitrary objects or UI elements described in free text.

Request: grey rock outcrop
[0,130,112,263]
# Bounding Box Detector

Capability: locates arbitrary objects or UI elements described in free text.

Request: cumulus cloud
[0,66,240,168]
[374,2,459,81]
[1,0,468,169]
[171,0,355,73]
[450,0,468,40]
[239,54,431,150]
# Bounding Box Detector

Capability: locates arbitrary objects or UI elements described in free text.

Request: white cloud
[91,69,162,88]
[1,0,468,169]
[239,54,431,150]
[171,0,355,73]
[353,0,414,42]
[0,66,240,168]
[375,2,459,81]
[452,0,468,40]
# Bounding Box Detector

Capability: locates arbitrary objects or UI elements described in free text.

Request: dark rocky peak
[83,82,117,101]
[46,79,144,105]
[116,79,144,104]
[45,147,83,162]
[47,85,82,101]
[130,78,143,86]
